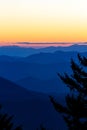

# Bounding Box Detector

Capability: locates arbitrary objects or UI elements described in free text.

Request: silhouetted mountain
[1,44,87,130]
[0,46,38,57]
[0,44,87,57]
[0,77,67,130]
[20,51,78,64]
[16,76,68,94]
[0,51,87,94]
[0,45,86,129]
[0,76,34,100]
[0,60,71,82]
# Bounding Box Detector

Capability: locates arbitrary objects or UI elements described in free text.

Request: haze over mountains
[0,45,87,94]
[0,44,87,57]
[0,44,87,129]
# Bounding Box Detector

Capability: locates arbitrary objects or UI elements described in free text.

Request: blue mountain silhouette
[0,45,86,129]
[0,77,66,130]
[0,44,87,57]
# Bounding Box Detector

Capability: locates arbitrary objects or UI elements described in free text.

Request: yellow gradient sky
[0,0,87,46]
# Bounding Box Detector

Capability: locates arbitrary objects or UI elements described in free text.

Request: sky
[0,0,87,46]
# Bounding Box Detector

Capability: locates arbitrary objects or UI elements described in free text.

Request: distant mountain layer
[0,76,41,100]
[16,76,68,94]
[0,51,87,94]
[0,45,86,129]
[0,77,66,130]
[0,44,87,57]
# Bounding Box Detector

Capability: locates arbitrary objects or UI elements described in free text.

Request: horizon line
[0,42,87,48]
[1,41,87,44]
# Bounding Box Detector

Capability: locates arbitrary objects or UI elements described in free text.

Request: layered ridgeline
[0,48,87,93]
[0,77,66,130]
[0,44,87,57]
[0,44,87,129]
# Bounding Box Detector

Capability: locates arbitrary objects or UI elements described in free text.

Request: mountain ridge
[0,44,87,57]
[0,76,66,130]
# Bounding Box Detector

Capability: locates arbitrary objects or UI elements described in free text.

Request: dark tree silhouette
[50,54,87,130]
[0,105,22,130]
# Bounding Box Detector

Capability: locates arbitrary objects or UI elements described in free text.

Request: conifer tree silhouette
[50,54,87,130]
[0,105,22,130]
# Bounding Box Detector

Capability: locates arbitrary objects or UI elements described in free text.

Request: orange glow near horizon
[0,0,87,46]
